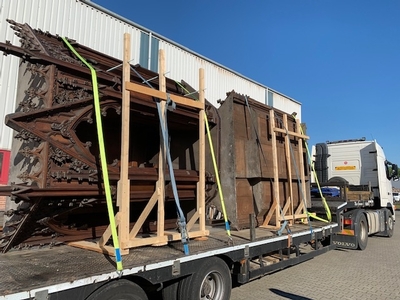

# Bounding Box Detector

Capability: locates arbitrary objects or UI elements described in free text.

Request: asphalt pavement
[230,210,400,300]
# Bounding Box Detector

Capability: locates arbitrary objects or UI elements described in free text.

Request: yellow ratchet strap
[62,37,123,271]
[293,115,332,223]
[175,81,231,239]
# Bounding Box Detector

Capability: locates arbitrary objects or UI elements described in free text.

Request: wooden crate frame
[70,33,209,255]
[260,111,309,229]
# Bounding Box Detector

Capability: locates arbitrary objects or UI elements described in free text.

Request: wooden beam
[186,211,200,231]
[282,196,291,216]
[155,49,167,246]
[197,68,206,232]
[68,241,129,256]
[127,236,169,248]
[262,110,281,227]
[129,192,158,239]
[274,127,309,140]
[271,110,280,226]
[281,213,307,220]
[98,213,117,247]
[163,230,210,241]
[126,81,204,110]
[283,114,294,220]
[261,201,277,227]
[294,118,307,215]
[118,32,131,249]
[295,201,306,215]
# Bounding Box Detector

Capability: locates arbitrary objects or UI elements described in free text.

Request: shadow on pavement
[270,288,313,300]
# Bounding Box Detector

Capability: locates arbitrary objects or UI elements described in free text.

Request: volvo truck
[311,138,397,250]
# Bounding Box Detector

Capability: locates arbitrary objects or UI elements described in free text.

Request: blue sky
[93,0,400,166]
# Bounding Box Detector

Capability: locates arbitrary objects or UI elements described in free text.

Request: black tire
[355,213,368,250]
[320,236,331,247]
[162,279,179,300]
[386,210,394,238]
[178,257,231,300]
[86,279,148,300]
[327,176,349,184]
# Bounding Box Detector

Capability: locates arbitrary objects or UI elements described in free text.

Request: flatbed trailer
[0,21,339,300]
[0,221,338,300]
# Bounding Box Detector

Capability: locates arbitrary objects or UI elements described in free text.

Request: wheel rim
[388,216,394,230]
[200,271,225,300]
[360,220,367,241]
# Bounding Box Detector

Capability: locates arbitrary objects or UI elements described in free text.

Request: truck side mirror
[392,164,399,181]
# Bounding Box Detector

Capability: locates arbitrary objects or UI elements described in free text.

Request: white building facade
[0,0,301,198]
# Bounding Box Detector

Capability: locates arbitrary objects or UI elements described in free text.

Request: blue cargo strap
[162,94,189,254]
[130,68,189,254]
[173,80,232,243]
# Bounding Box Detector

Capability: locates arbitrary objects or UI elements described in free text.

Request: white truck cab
[311,138,397,249]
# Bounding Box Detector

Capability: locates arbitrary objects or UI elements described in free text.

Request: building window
[265,89,274,107]
[140,32,159,72]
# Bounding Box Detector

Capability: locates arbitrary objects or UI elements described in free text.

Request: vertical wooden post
[118,33,131,249]
[198,68,206,232]
[283,114,294,221]
[156,49,166,243]
[261,110,280,228]
[270,110,280,226]
[295,119,307,215]
[298,123,307,206]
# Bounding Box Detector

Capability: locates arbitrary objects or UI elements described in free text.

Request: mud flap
[332,233,357,249]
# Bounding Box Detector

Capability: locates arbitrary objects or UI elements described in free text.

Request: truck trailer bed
[0,221,338,299]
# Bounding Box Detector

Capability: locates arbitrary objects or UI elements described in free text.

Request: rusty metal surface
[213,92,310,230]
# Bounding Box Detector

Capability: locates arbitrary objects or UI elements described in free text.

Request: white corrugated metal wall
[0,0,302,153]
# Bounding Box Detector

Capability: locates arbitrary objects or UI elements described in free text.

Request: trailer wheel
[86,279,148,300]
[162,279,179,300]
[178,257,231,300]
[355,213,368,250]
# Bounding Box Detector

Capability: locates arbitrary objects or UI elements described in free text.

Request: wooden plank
[99,212,119,246]
[155,49,166,246]
[296,119,307,213]
[283,115,294,219]
[126,81,204,110]
[347,191,372,200]
[259,224,280,230]
[186,211,200,231]
[198,68,206,232]
[127,236,169,248]
[295,201,305,215]
[129,192,158,239]
[68,241,129,256]
[282,213,308,220]
[163,230,210,241]
[118,32,131,249]
[262,199,277,226]
[263,110,280,226]
[274,127,309,140]
[281,196,291,216]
